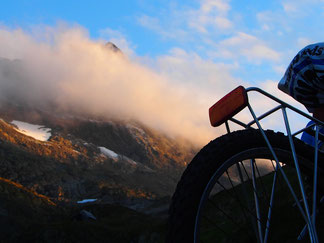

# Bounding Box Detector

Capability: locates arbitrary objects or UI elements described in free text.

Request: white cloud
[216,32,280,63]
[297,37,314,48]
[187,0,233,33]
[136,14,189,40]
[242,45,280,62]
[0,25,247,145]
[214,16,232,29]
[221,32,256,45]
[238,80,309,134]
[201,0,231,14]
[282,2,298,13]
[137,15,161,33]
[137,0,233,39]
[155,47,239,92]
[256,11,275,30]
[256,10,291,35]
[282,0,324,16]
[273,65,286,75]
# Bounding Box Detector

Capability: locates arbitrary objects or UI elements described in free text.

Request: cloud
[273,65,286,75]
[0,25,242,145]
[256,11,279,32]
[297,37,314,48]
[137,15,160,32]
[154,48,239,92]
[186,0,232,33]
[282,2,298,13]
[253,80,309,133]
[137,0,232,40]
[137,15,187,40]
[215,32,280,63]
[282,0,324,16]
[136,14,190,42]
[201,0,231,13]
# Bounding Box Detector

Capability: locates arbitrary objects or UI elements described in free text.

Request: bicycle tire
[167,129,323,243]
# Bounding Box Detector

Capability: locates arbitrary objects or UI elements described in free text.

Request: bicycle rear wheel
[167,129,323,243]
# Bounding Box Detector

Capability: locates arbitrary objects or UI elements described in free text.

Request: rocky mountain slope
[0,99,198,206]
[0,43,199,241]
[0,98,199,241]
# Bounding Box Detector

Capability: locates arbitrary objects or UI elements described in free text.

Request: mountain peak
[105,42,122,53]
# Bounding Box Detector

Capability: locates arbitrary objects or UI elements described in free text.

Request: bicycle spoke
[172,129,324,243]
[263,162,279,243]
[251,159,264,242]
[254,159,270,200]
[225,170,257,221]
[235,161,266,209]
[239,161,251,181]
[212,159,308,243]
[207,198,243,229]
[216,178,257,219]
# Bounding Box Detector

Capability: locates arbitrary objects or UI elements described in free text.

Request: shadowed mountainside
[0,176,166,242]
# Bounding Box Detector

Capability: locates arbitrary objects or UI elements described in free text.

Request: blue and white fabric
[278,42,324,112]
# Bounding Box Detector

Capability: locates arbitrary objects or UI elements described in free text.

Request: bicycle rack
[222,87,323,243]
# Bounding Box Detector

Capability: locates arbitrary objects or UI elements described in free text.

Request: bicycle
[167,86,324,243]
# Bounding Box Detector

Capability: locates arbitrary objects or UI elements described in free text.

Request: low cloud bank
[0,25,246,145]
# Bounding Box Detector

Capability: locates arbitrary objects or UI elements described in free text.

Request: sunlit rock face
[0,97,197,206]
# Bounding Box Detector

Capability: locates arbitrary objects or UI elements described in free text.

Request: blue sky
[1,0,324,142]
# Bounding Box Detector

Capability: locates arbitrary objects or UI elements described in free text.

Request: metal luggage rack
[222,86,323,243]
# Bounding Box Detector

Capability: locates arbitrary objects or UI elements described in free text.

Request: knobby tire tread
[167,129,323,243]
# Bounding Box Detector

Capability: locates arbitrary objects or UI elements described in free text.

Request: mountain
[0,98,198,241]
[0,175,167,242]
[105,42,122,53]
[0,44,200,241]
[0,98,197,205]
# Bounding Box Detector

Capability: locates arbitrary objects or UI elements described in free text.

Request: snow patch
[99,146,143,168]
[123,157,137,165]
[11,120,51,141]
[99,146,119,159]
[77,199,97,204]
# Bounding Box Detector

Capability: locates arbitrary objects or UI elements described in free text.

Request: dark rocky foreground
[0,176,167,242]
